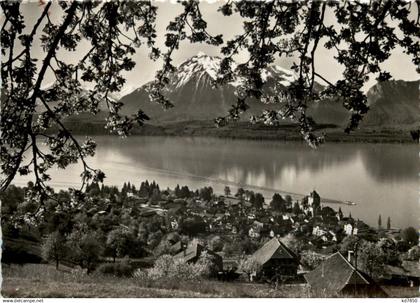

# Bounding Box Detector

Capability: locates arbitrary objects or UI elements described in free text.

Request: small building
[312,226,327,237]
[308,190,320,206]
[344,223,354,236]
[304,252,388,297]
[251,237,299,282]
[169,241,184,255]
[174,241,223,273]
[384,260,420,287]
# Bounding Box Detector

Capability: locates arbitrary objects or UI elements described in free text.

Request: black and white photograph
[0,0,419,299]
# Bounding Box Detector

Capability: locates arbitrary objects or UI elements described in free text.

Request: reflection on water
[15,136,419,229]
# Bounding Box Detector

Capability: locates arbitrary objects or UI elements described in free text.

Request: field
[1,263,311,298]
[2,263,417,298]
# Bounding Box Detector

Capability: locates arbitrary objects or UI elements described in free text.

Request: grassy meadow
[2,263,417,298]
[1,263,311,298]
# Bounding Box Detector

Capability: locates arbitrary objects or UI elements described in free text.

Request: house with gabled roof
[173,240,223,272]
[304,252,388,297]
[384,260,420,287]
[251,237,299,281]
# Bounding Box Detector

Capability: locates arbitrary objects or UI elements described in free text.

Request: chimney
[354,249,358,270]
[348,250,354,264]
[354,245,358,271]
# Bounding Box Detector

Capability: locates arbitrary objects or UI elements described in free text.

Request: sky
[15,1,420,93]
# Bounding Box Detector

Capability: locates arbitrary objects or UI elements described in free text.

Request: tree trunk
[56,258,59,270]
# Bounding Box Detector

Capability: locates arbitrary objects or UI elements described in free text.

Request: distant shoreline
[59,120,418,144]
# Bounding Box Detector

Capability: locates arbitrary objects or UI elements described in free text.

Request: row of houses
[170,237,418,297]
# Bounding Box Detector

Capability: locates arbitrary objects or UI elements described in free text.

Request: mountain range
[362,79,420,127]
[118,53,419,129]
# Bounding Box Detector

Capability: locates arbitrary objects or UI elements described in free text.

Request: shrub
[134,253,215,282]
[133,268,149,280]
[401,227,419,247]
[146,254,173,280]
[406,246,420,261]
[209,236,223,252]
[194,251,219,278]
[238,256,262,281]
[300,251,326,270]
[96,260,133,277]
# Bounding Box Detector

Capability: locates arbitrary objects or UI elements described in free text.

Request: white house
[171,220,179,230]
[308,196,314,206]
[344,223,358,236]
[312,225,327,236]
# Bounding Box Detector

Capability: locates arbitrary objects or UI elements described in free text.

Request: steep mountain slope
[362,79,420,127]
[119,53,346,124]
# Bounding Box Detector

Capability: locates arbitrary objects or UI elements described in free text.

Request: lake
[14,136,420,229]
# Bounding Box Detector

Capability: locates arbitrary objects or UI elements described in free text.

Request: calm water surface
[15,136,420,229]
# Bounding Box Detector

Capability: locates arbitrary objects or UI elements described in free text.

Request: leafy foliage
[300,251,326,270]
[96,257,133,277]
[67,228,104,274]
[270,193,286,212]
[1,0,419,216]
[238,256,262,281]
[213,1,419,146]
[1,1,160,202]
[137,252,216,281]
[401,226,419,246]
[105,227,136,261]
[357,240,386,279]
[41,231,68,269]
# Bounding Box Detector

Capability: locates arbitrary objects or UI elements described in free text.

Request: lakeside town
[2,180,419,297]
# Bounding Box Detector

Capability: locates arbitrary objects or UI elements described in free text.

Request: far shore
[54,119,418,144]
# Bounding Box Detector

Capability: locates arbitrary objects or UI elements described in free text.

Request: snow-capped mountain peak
[175,52,221,88]
[118,85,137,98]
[174,52,300,90]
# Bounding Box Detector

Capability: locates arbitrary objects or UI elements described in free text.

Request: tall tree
[284,195,293,210]
[270,193,285,212]
[236,187,245,199]
[357,240,386,279]
[68,229,104,274]
[401,227,419,247]
[224,186,231,197]
[378,214,382,229]
[41,231,68,270]
[387,216,391,230]
[338,207,344,220]
[105,228,134,262]
[292,201,301,215]
[254,193,265,210]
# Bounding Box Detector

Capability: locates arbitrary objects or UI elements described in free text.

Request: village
[2,180,418,298]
